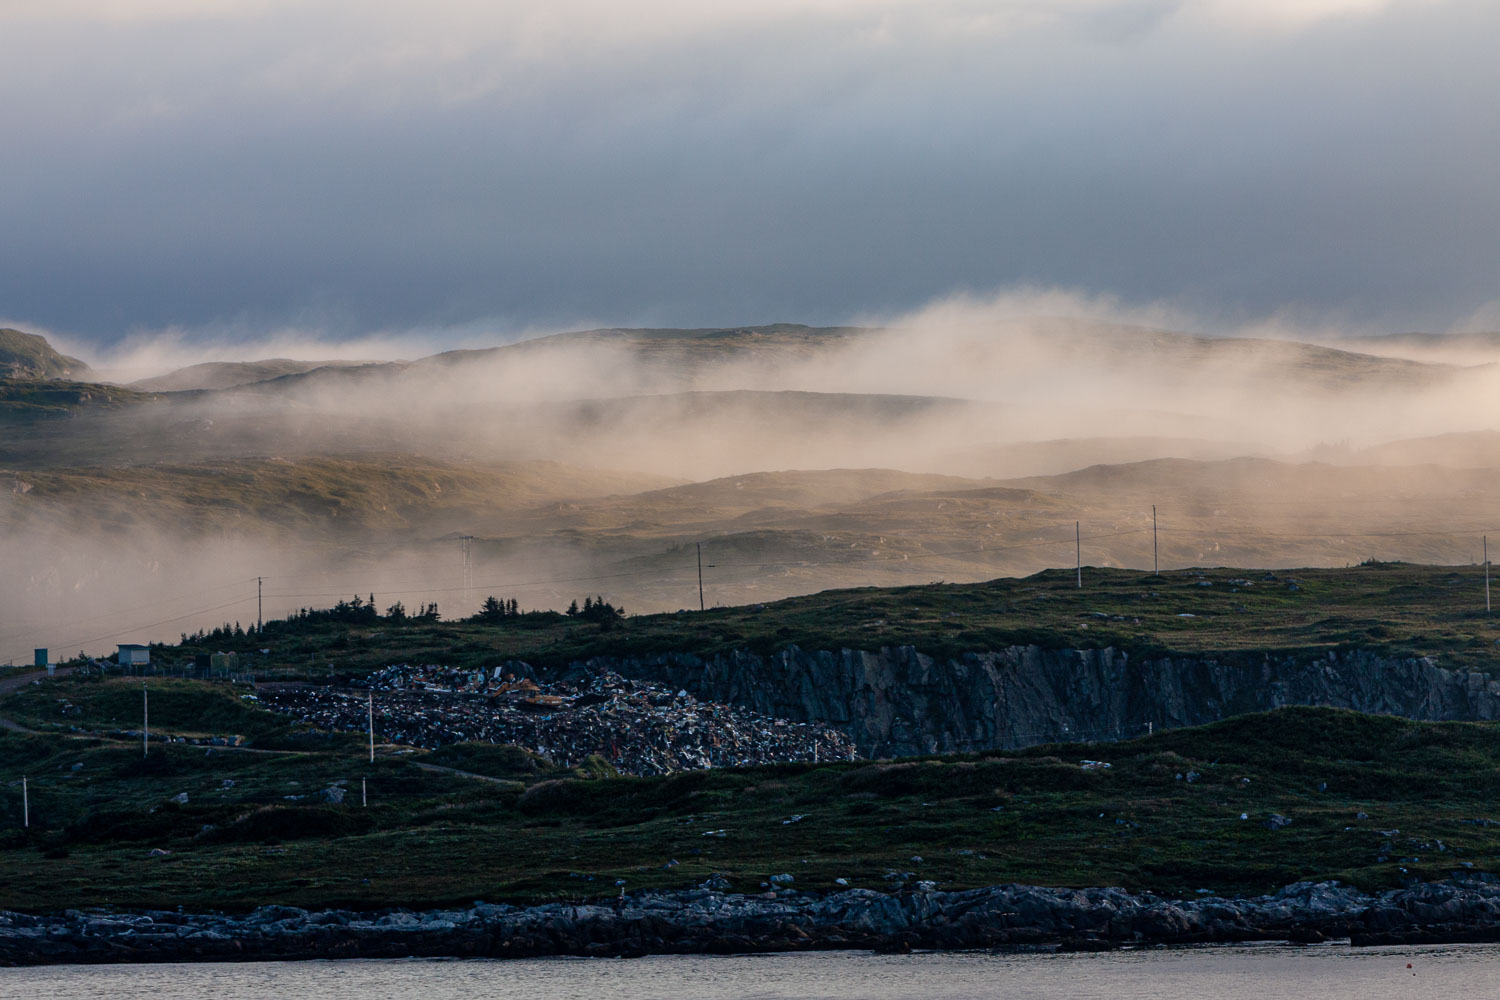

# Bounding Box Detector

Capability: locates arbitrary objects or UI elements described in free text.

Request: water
[2,944,1484,999]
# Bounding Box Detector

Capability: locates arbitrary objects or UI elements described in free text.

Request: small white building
[117,643,150,667]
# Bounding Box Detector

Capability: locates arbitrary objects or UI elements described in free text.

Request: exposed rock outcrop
[552,645,1500,757]
[5,880,1500,966]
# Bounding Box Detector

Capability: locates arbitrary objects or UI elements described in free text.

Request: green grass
[0,379,158,423]
[160,562,1500,679]
[3,684,1500,912]
[0,328,88,380]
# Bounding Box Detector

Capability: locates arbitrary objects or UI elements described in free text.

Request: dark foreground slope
[6,704,1500,913]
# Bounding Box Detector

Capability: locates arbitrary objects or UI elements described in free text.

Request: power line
[1158,526,1500,540]
[10,518,1500,662]
[0,578,259,644]
[3,595,258,665]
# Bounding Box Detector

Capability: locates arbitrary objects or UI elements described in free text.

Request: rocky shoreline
[6,879,1500,966]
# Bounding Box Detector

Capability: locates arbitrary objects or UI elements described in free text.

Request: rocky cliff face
[559,645,1500,757]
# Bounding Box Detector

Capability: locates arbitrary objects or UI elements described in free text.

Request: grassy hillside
[0,379,158,423]
[2,455,679,541]
[0,329,89,380]
[3,697,1500,911]
[132,562,1500,680]
[129,359,379,392]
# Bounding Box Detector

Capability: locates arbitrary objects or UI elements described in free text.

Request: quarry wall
[560,645,1500,757]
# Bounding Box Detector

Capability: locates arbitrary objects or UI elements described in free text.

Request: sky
[2,0,1497,351]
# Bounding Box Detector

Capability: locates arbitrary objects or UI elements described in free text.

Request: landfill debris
[170,792,189,804]
[769,873,795,884]
[1079,760,1111,771]
[1264,814,1293,831]
[258,666,856,776]
[782,814,806,825]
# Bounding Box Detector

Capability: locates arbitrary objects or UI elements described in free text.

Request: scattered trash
[834,877,850,886]
[260,666,855,776]
[1080,759,1111,771]
[782,814,806,825]
[769,873,795,884]
[170,792,189,805]
[1263,814,1293,831]
[148,848,172,857]
[1185,771,1201,783]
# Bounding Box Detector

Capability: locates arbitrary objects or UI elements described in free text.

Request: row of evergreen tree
[565,595,625,622]
[179,591,626,647]
[470,596,523,622]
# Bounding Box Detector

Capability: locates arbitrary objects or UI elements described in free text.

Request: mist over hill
[3,313,1499,664]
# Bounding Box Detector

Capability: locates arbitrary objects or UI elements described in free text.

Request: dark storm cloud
[1,1,1497,348]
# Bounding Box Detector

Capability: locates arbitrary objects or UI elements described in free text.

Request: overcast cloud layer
[2,0,1497,348]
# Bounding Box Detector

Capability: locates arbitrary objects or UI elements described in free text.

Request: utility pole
[368,691,375,764]
[459,536,474,609]
[22,776,28,828]
[1487,535,1491,614]
[1153,505,1159,576]
[1076,521,1082,589]
[697,542,705,612]
[142,683,149,757]
[257,576,263,631]
[362,777,367,808]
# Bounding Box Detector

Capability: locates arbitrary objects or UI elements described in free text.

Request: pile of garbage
[257,665,856,776]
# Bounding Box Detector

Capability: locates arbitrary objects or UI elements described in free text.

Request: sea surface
[4,943,1485,999]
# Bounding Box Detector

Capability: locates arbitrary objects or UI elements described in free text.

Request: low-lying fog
[5,293,1500,664]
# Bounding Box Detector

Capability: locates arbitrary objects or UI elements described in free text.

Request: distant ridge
[129,358,381,392]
